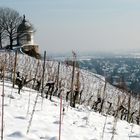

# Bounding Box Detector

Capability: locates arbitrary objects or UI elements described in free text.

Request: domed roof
[17,15,33,33]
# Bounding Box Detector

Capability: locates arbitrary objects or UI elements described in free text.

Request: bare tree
[0,7,22,49]
[0,8,6,48]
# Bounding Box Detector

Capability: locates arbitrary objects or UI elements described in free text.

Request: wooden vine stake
[99,79,107,114]
[26,91,40,134]
[41,51,46,110]
[70,51,76,107]
[59,95,63,140]
[56,62,60,91]
[1,53,6,140]
[32,59,40,89]
[26,70,32,117]
[127,92,131,123]
[111,95,120,140]
[41,51,46,96]
[12,50,18,88]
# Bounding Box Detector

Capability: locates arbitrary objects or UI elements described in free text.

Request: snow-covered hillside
[1,81,140,140]
[0,52,139,116]
[0,51,140,139]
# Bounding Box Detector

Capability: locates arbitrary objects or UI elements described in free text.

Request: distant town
[79,56,140,94]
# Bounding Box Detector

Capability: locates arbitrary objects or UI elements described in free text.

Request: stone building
[16,15,40,58]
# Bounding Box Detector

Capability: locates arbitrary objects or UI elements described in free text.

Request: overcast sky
[1,0,140,54]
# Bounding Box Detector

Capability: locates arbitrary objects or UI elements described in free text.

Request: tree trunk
[9,36,13,49]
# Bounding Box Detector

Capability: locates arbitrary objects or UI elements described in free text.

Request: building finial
[23,14,26,22]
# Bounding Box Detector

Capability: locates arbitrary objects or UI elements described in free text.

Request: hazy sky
[1,0,140,54]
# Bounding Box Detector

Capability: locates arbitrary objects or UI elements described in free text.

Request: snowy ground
[0,81,140,140]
